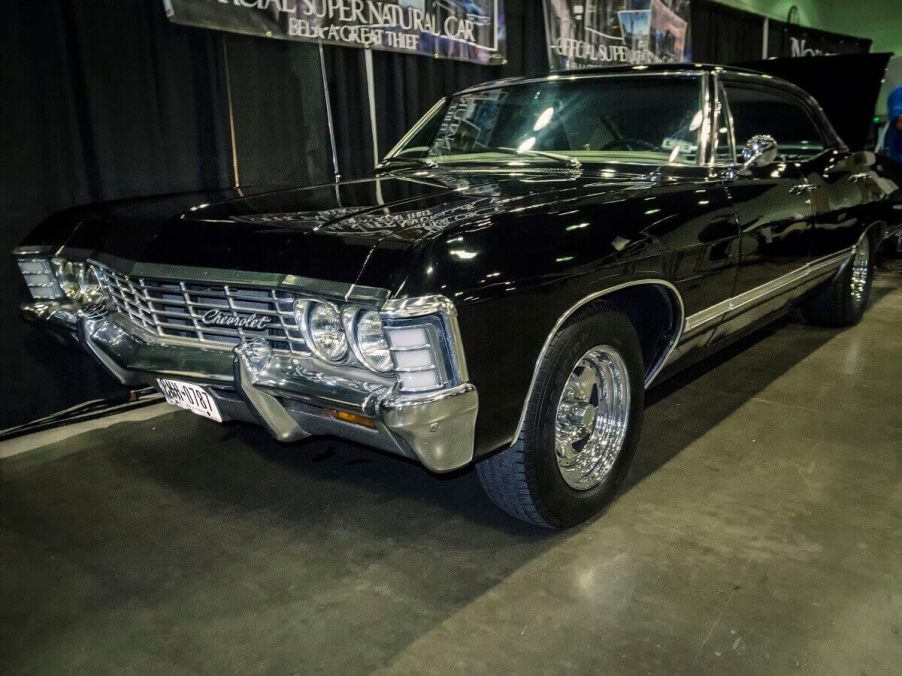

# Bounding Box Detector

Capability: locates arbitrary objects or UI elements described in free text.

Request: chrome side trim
[708,72,737,169]
[698,72,713,168]
[684,298,732,333]
[684,248,854,333]
[510,279,684,446]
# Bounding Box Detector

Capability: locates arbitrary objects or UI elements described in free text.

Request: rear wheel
[476,304,644,529]
[801,236,874,327]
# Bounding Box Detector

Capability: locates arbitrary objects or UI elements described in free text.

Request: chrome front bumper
[36,306,478,473]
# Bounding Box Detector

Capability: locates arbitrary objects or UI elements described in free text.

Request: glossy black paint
[16,65,902,459]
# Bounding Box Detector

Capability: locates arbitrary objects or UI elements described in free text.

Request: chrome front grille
[92,264,308,353]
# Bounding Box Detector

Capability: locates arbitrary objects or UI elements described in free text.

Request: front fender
[455,263,674,457]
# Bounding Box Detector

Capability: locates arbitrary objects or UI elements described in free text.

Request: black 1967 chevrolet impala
[14,64,902,528]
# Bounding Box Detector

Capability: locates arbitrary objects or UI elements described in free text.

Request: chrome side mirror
[741,134,779,169]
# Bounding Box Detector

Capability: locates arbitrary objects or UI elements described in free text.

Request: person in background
[882,85,902,258]
[888,85,902,162]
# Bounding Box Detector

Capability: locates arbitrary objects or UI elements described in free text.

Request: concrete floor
[2,268,901,675]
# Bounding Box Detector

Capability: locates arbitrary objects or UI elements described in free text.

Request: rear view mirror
[741,134,779,169]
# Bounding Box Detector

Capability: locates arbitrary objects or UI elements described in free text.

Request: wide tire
[802,236,874,327]
[476,302,645,529]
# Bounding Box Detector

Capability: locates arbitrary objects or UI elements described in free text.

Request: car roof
[556,63,765,77]
[454,63,785,96]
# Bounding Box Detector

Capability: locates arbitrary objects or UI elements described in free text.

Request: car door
[709,78,819,341]
[805,146,882,264]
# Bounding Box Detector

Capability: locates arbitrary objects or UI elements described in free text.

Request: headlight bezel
[78,265,104,303]
[43,257,106,304]
[342,307,393,373]
[51,257,84,300]
[294,299,349,363]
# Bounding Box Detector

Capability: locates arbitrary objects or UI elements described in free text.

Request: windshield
[390,76,704,166]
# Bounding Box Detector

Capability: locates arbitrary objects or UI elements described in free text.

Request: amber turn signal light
[325,409,377,429]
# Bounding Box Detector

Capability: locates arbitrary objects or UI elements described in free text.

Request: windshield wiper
[495,146,581,169]
[377,156,439,171]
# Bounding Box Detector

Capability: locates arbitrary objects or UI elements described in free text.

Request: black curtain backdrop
[690,0,766,63]
[223,35,333,187]
[0,0,546,428]
[689,0,871,64]
[373,0,548,163]
[0,0,232,428]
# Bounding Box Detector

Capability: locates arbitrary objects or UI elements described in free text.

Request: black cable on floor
[0,388,163,442]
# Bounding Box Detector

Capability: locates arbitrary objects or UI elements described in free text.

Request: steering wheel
[598,138,659,152]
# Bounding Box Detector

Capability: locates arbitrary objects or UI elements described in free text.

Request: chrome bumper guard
[21,300,83,331]
[71,310,478,473]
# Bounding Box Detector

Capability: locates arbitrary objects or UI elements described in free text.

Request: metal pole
[762,17,769,59]
[364,48,380,170]
[319,42,341,182]
[363,48,384,206]
[221,37,241,189]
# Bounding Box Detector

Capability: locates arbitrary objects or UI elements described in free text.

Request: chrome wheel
[850,236,871,308]
[554,345,631,491]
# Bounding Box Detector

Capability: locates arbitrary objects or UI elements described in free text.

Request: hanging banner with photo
[163,0,506,65]
[543,0,691,70]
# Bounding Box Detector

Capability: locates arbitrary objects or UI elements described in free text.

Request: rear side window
[723,84,827,161]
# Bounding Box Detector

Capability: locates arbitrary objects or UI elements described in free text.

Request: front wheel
[476,303,644,529]
[801,235,874,326]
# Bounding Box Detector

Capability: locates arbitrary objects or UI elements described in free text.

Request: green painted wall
[824,0,902,117]
[712,0,900,54]
[824,0,901,57]
[713,0,832,28]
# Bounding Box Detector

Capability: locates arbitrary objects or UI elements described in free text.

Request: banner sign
[769,23,871,59]
[163,0,506,65]
[543,0,691,70]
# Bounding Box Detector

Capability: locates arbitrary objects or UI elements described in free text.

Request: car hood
[738,54,892,150]
[30,169,654,290]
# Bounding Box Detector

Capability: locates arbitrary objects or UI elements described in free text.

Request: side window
[713,84,734,164]
[723,84,827,161]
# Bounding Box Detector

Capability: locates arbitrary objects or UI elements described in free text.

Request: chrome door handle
[789,182,817,195]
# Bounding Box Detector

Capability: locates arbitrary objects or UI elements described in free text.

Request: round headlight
[296,300,347,362]
[354,310,392,372]
[52,259,84,300]
[78,266,104,303]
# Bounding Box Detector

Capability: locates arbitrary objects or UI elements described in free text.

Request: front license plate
[158,378,222,422]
